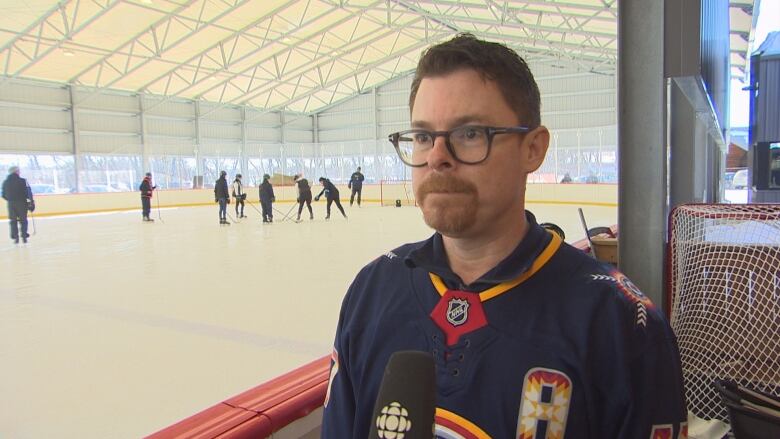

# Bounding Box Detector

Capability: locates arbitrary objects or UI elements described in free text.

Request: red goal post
[379,180,416,207]
[666,203,780,422]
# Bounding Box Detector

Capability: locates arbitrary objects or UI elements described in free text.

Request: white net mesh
[379,180,416,206]
[669,204,780,422]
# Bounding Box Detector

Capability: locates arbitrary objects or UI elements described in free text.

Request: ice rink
[0,200,616,438]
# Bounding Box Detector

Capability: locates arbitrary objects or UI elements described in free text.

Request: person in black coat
[214,170,230,225]
[348,166,365,207]
[294,175,314,222]
[2,166,33,244]
[139,172,156,222]
[315,177,347,220]
[259,174,275,223]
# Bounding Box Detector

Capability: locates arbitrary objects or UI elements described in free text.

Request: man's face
[411,69,546,238]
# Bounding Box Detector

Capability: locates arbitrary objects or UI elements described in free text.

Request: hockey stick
[226,210,239,224]
[155,191,164,223]
[29,209,36,236]
[245,198,264,215]
[577,208,596,259]
[278,203,297,222]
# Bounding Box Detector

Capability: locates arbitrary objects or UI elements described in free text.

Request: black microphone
[368,351,436,439]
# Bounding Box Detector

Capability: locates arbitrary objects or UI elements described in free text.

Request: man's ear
[520,126,550,174]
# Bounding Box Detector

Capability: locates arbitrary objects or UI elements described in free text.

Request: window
[79,155,142,192]
[149,156,196,189]
[0,154,75,193]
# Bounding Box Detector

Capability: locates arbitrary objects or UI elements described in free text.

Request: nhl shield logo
[446,298,470,326]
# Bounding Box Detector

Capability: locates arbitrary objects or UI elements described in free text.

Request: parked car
[29,183,56,194]
[168,181,192,189]
[82,184,120,193]
[725,171,736,189]
[109,183,131,192]
[574,174,600,184]
[732,169,748,190]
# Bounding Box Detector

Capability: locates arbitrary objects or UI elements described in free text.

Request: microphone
[368,351,436,439]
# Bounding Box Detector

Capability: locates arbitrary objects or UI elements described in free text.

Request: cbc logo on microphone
[375,401,412,438]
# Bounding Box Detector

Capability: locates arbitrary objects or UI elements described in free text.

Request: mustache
[417,174,477,201]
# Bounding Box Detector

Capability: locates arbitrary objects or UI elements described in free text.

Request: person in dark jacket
[259,174,275,223]
[315,177,347,220]
[293,175,314,222]
[348,166,365,207]
[214,170,230,225]
[232,174,246,218]
[139,172,156,222]
[2,166,33,244]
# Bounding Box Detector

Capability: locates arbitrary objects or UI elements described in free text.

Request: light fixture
[63,49,75,57]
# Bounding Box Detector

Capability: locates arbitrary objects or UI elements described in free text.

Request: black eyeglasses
[388,125,530,167]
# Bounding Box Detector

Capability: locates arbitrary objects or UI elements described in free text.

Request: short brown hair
[409,33,541,128]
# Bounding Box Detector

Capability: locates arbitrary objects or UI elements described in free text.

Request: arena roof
[0,0,757,114]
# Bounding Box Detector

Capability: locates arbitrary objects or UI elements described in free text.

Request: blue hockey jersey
[322,212,687,438]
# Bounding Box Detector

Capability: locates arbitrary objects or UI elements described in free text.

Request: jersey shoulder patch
[588,268,656,328]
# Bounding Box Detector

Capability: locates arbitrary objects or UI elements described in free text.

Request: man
[293,174,313,222]
[214,170,230,225]
[259,174,275,223]
[139,172,156,222]
[2,166,33,244]
[232,173,246,218]
[315,177,347,220]
[322,34,687,438]
[348,166,365,207]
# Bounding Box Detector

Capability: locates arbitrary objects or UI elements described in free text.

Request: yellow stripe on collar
[429,232,563,302]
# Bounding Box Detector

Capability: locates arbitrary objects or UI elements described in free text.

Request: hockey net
[668,204,780,422]
[379,180,416,207]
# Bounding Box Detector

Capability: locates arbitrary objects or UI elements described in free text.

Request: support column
[618,0,667,307]
[139,95,149,173]
[313,113,319,144]
[69,86,81,192]
[195,101,202,179]
[373,87,379,179]
[240,106,247,177]
[280,111,286,177]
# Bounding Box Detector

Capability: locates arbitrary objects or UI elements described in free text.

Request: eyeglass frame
[387,125,531,167]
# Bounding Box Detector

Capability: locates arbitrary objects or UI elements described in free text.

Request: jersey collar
[404,211,557,292]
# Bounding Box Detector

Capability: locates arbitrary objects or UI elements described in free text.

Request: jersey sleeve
[589,272,688,438]
[615,335,688,438]
[321,285,357,438]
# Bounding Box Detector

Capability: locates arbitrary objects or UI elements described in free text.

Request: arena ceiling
[0,0,757,114]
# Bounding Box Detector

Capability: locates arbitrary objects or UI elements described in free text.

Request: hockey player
[321,34,687,438]
[214,170,230,225]
[2,166,33,244]
[259,174,275,223]
[139,172,156,222]
[315,177,347,220]
[348,166,364,207]
[232,173,246,218]
[293,174,313,222]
